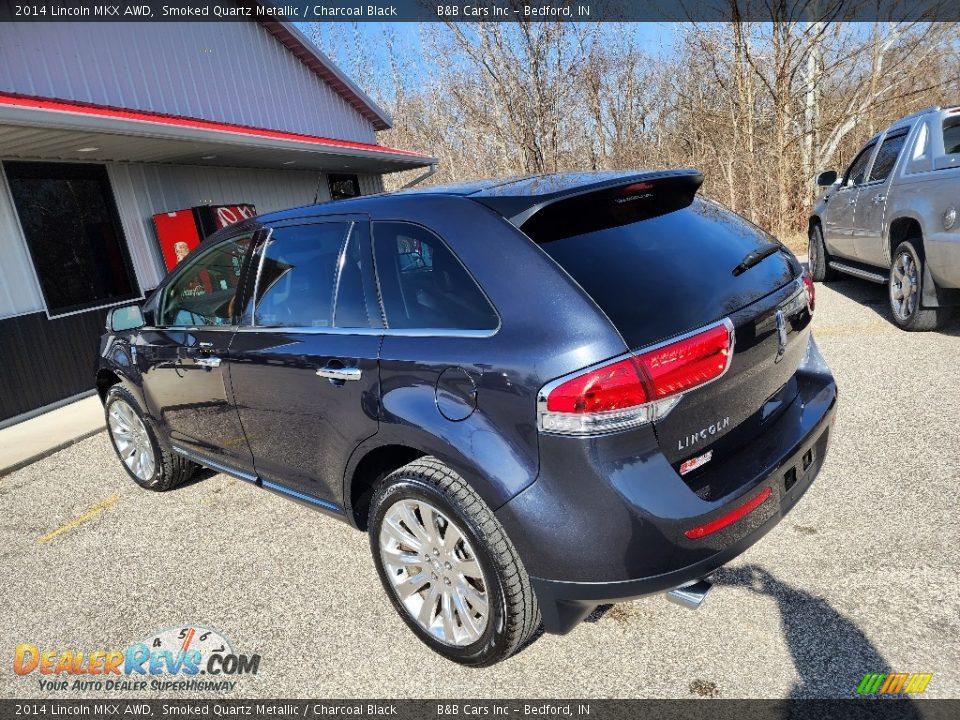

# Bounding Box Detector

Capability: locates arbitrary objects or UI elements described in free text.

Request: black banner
[0,0,959,23]
[2,700,959,720]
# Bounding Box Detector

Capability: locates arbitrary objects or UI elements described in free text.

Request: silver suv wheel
[890,250,918,321]
[107,398,156,482]
[378,498,489,647]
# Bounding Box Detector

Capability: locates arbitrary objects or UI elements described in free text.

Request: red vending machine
[152,204,256,271]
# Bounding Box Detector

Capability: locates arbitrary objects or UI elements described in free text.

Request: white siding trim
[107,163,166,292]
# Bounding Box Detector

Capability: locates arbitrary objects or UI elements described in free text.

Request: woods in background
[309,15,959,241]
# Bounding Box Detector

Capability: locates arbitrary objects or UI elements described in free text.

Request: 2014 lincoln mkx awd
[97,170,838,666]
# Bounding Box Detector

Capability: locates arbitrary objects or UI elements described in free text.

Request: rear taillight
[802,272,815,312]
[538,319,734,435]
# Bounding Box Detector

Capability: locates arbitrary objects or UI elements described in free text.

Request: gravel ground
[1,278,958,700]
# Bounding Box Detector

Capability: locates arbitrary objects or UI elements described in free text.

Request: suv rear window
[527,193,793,348]
[944,116,960,155]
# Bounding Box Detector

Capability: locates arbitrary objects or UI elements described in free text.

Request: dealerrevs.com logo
[13,625,261,693]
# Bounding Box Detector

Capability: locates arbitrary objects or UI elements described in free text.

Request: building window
[4,161,138,316]
[328,173,361,200]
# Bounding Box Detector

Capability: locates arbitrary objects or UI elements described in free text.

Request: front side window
[372,222,498,331]
[868,131,908,183]
[4,161,138,316]
[843,143,876,187]
[248,222,379,329]
[159,235,252,327]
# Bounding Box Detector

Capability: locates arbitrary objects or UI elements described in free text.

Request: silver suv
[809,106,960,330]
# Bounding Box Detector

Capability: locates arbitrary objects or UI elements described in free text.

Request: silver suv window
[843,143,876,187]
[868,131,908,183]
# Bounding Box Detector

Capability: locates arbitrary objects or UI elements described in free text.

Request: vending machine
[152,203,256,272]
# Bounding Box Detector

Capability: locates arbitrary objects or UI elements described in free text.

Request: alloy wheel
[108,399,156,482]
[378,498,489,647]
[890,251,919,321]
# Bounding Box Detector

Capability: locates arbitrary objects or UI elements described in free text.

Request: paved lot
[1,278,958,700]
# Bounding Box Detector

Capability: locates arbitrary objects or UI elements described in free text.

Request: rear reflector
[538,319,734,435]
[684,486,773,539]
[802,272,815,312]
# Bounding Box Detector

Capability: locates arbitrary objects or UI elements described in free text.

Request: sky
[296,21,678,106]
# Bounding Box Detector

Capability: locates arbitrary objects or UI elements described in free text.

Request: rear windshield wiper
[732,244,781,276]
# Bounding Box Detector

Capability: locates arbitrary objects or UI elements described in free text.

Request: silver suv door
[853,129,909,267]
[824,141,876,260]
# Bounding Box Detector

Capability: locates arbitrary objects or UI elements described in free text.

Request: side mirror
[816,170,838,187]
[108,304,145,332]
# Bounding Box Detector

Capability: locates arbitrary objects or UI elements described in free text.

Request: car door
[853,129,909,266]
[228,218,383,508]
[137,229,259,473]
[823,141,876,260]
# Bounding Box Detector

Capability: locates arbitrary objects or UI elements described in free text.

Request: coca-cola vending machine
[152,204,256,271]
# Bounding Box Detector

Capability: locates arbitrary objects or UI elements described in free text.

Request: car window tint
[372,222,498,331]
[868,132,907,183]
[160,234,252,327]
[251,223,350,328]
[944,117,960,155]
[843,143,875,186]
[333,226,380,328]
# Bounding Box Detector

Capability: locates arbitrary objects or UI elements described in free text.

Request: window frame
[2,160,142,319]
[370,220,501,337]
[152,229,259,330]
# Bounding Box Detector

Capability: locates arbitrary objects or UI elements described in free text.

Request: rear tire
[104,386,195,491]
[888,240,946,332]
[808,224,838,282]
[369,457,539,666]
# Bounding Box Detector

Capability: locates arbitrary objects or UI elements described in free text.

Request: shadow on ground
[712,564,919,711]
[824,277,960,333]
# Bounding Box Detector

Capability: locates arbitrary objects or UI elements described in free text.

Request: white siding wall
[0,22,379,144]
[0,165,45,317]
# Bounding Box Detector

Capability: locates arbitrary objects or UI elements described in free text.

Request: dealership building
[0,20,434,425]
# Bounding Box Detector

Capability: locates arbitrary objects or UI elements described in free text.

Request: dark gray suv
[98,171,837,666]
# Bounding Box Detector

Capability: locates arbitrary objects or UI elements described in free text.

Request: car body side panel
[347,195,629,512]
[885,170,960,287]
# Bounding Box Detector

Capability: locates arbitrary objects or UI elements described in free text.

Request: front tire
[104,386,195,491]
[369,457,539,666]
[808,223,838,281]
[889,240,946,331]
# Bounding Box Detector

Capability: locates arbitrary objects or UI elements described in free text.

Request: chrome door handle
[316,366,361,381]
[872,193,886,205]
[195,356,221,368]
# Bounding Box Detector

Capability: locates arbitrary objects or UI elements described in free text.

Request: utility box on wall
[152,204,256,271]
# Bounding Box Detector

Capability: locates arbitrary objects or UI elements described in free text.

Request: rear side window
[868,131,908,183]
[249,222,379,329]
[372,222,498,331]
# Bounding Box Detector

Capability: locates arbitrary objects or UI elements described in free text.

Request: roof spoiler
[476,170,704,242]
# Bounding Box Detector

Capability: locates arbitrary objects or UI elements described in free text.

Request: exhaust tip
[665,578,713,610]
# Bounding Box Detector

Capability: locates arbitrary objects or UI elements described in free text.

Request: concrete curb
[0,426,106,478]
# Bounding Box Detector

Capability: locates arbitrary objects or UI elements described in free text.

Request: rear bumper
[496,338,837,634]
